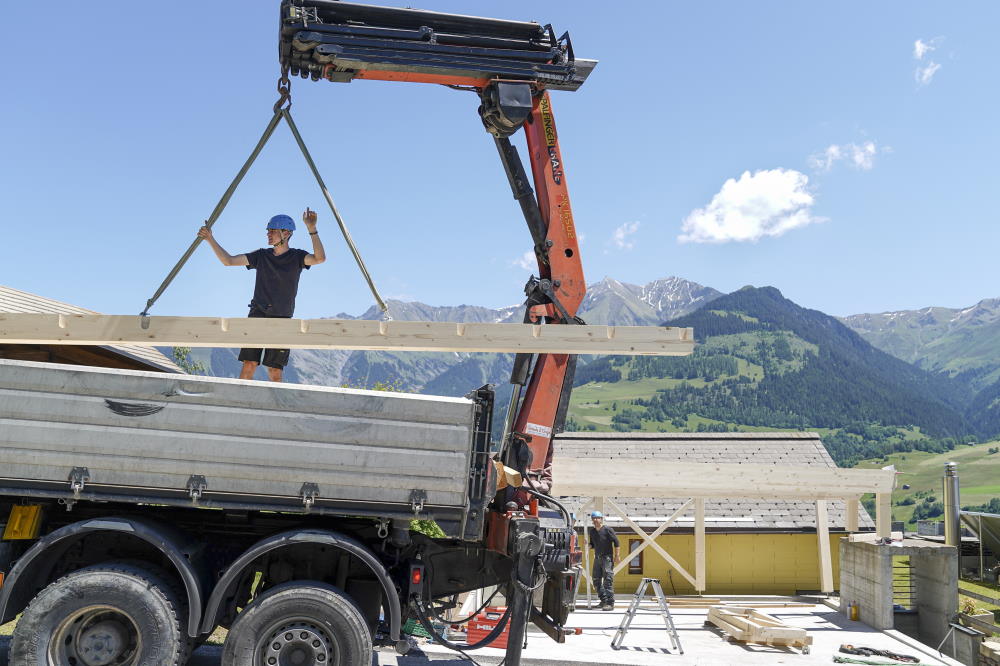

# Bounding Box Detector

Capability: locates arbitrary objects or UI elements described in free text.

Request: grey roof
[0,285,182,373]
[554,431,873,531]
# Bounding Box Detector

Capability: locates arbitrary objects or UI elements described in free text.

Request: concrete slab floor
[414,602,962,666]
[0,603,965,666]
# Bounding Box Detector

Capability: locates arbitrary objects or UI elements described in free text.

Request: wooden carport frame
[556,459,895,599]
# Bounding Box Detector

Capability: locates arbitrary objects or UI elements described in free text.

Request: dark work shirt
[588,525,619,559]
[245,248,310,317]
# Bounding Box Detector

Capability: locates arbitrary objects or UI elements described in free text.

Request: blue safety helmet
[591,511,603,519]
[266,214,296,231]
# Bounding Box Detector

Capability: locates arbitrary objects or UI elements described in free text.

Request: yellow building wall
[585,533,844,596]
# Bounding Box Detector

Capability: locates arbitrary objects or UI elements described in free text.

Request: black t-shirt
[245,248,310,317]
[588,525,619,559]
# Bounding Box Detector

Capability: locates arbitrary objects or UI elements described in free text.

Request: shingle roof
[0,285,182,373]
[554,432,873,531]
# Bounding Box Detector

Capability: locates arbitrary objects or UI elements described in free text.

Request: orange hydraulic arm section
[502,91,585,497]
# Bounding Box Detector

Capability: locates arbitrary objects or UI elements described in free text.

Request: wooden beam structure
[0,313,693,356]
[554,459,895,500]
[606,497,697,587]
[565,461,894,599]
[876,492,892,538]
[706,607,812,652]
[845,498,860,533]
[695,498,706,592]
[816,500,834,594]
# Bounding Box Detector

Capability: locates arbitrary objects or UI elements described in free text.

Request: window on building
[628,539,643,575]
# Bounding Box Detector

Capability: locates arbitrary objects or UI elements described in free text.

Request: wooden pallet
[706,607,812,653]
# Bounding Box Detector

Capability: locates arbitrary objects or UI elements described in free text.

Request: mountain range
[840,299,1000,392]
[182,277,1000,464]
[188,276,723,389]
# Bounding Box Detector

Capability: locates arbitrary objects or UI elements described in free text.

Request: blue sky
[2,2,996,319]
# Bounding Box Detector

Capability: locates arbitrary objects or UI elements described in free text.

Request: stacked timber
[706,607,812,653]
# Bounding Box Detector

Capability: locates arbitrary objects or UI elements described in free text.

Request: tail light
[408,563,425,597]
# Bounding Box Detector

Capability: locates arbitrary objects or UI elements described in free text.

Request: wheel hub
[50,607,141,666]
[80,619,131,665]
[263,622,332,666]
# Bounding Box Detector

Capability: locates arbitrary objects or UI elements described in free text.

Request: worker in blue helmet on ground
[198,208,325,381]
[588,511,620,611]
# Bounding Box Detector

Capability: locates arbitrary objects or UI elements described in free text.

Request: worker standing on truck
[197,208,325,381]
[588,511,620,611]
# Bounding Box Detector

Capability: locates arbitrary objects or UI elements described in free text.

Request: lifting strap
[140,71,389,321]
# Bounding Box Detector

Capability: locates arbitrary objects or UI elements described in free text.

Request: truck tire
[222,581,372,666]
[8,562,190,666]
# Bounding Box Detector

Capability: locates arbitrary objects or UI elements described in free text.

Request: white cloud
[916,61,942,86]
[913,37,943,87]
[808,145,843,171]
[678,168,821,244]
[913,39,935,60]
[512,250,535,271]
[809,140,881,172]
[611,221,640,250]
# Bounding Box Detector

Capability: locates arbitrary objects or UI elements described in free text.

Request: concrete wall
[584,532,845,596]
[912,549,958,647]
[839,539,958,645]
[839,540,895,630]
[981,640,1000,666]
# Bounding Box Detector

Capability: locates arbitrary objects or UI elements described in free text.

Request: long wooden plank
[0,313,694,356]
[554,459,895,499]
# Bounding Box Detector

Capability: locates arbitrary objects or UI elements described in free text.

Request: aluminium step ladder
[610,577,683,653]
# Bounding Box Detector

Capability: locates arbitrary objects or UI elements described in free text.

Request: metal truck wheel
[8,562,189,666]
[222,582,372,666]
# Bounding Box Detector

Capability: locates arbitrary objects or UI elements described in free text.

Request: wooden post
[816,500,833,594]
[695,498,706,594]
[845,498,860,533]
[876,492,891,538]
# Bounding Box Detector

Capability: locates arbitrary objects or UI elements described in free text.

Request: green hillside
[842,298,1000,393]
[568,287,975,466]
[854,440,1000,527]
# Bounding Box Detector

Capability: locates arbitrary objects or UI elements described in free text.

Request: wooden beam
[876,492,891,538]
[816,500,833,594]
[608,499,694,576]
[604,497,698,589]
[0,313,694,356]
[845,498,860,533]
[695,498,706,594]
[553,459,896,499]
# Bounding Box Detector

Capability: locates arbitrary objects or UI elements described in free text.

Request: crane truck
[0,3,630,664]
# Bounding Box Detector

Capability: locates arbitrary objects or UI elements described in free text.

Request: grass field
[960,579,1000,614]
[855,440,1000,525]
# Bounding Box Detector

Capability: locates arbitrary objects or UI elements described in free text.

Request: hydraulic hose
[412,596,512,651]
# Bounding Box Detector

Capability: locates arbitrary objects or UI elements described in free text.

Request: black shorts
[237,306,291,369]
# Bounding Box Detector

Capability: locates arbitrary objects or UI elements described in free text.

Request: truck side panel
[0,359,476,510]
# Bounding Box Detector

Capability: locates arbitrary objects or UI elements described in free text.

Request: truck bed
[0,359,492,538]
